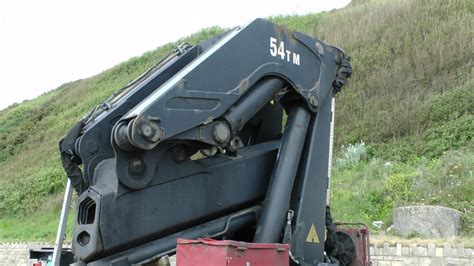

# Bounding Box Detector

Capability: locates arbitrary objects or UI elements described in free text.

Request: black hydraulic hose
[254,106,310,243]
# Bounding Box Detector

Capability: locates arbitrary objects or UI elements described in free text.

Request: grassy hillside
[0,0,472,241]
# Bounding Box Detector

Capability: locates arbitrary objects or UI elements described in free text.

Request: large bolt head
[129,158,146,175]
[140,123,155,138]
[213,123,230,144]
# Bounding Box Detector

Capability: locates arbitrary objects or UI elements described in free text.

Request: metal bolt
[200,146,217,157]
[213,123,230,144]
[129,158,146,175]
[308,95,318,107]
[140,123,155,138]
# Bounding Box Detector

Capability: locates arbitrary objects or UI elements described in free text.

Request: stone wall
[0,243,44,266]
[370,243,474,265]
[1,242,474,265]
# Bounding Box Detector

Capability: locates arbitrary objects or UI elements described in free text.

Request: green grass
[0,0,473,241]
[0,193,76,242]
[0,209,75,243]
[331,144,474,235]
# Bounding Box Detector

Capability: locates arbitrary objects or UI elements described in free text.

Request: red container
[176,238,289,266]
[334,222,372,266]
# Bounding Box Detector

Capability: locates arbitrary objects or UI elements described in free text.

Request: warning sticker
[305,224,320,243]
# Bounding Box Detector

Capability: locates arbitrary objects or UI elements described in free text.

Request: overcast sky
[0,0,350,110]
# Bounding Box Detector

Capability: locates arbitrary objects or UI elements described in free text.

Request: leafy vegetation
[331,144,474,235]
[0,0,472,241]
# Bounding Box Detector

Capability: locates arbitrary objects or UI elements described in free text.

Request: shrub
[335,141,368,168]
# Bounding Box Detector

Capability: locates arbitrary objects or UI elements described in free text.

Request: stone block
[416,246,427,256]
[464,248,473,257]
[383,243,390,254]
[436,247,444,257]
[446,257,460,266]
[419,257,431,265]
[378,247,385,256]
[410,244,417,256]
[459,258,471,266]
[402,257,419,265]
[458,244,465,257]
[389,247,397,256]
[393,205,461,237]
[444,243,452,256]
[401,246,409,256]
[430,257,445,265]
[452,248,459,256]
[396,243,402,256]
[427,243,436,256]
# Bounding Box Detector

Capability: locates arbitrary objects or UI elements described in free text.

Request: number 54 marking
[269,37,300,66]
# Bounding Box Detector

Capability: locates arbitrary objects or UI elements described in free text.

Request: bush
[335,141,368,168]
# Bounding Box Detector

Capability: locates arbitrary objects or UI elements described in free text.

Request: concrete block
[444,243,452,256]
[401,246,409,256]
[464,248,473,258]
[458,244,465,257]
[389,247,397,256]
[446,257,460,266]
[452,248,459,256]
[419,257,432,265]
[393,206,462,237]
[374,247,380,255]
[410,243,417,256]
[427,243,436,256]
[383,243,390,254]
[436,247,444,257]
[459,258,471,266]
[396,243,402,256]
[402,257,419,265]
[464,248,474,258]
[416,246,427,256]
[430,257,445,266]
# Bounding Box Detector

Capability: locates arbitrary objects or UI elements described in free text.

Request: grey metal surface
[254,106,310,243]
[59,18,352,264]
[52,179,73,266]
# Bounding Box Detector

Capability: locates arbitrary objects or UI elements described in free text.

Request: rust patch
[236,78,249,95]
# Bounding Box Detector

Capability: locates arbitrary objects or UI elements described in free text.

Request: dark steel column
[254,106,310,243]
[224,77,285,132]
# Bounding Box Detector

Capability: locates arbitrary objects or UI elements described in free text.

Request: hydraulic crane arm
[61,18,352,265]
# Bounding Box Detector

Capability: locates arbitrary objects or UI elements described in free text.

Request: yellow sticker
[305,224,320,243]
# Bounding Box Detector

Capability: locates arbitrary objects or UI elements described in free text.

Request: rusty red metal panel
[176,238,289,266]
[334,223,372,266]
